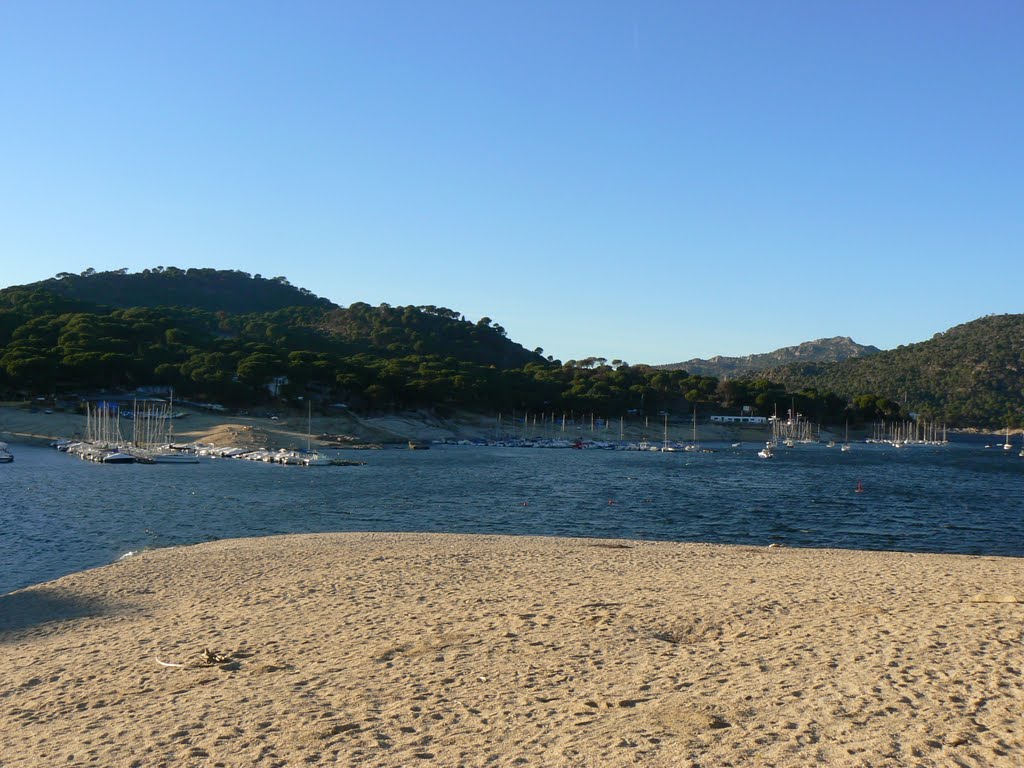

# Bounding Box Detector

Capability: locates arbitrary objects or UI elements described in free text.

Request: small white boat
[0,442,13,463]
[149,451,200,464]
[757,442,774,459]
[275,450,305,465]
[102,451,135,464]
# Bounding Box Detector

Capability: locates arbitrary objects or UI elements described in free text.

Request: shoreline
[0,403,777,451]
[3,403,1015,453]
[2,532,1022,766]
[0,403,502,450]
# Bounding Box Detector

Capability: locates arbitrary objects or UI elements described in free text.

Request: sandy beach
[2,533,1022,767]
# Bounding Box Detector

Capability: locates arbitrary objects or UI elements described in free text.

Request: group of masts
[485,410,975,454]
[867,419,948,446]
[497,411,632,442]
[84,401,127,447]
[770,415,819,446]
[496,410,705,446]
[130,399,175,449]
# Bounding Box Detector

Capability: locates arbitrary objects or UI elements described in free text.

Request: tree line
[5,268,1014,427]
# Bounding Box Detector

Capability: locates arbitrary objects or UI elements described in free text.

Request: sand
[1,533,1022,767]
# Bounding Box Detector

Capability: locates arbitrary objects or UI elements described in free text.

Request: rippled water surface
[2,438,1023,594]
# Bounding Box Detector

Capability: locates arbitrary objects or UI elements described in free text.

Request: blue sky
[2,1,1021,365]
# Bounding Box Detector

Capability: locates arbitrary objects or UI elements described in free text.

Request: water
[2,437,1023,594]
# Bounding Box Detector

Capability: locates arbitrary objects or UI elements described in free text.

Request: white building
[709,415,768,425]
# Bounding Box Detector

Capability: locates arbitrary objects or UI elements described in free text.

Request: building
[709,415,768,425]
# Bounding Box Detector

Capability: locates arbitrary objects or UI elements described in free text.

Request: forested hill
[320,304,542,369]
[657,337,880,378]
[2,268,1022,428]
[9,267,333,314]
[749,314,1024,427]
[0,268,549,408]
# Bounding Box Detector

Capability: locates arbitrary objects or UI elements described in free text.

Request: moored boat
[148,451,200,464]
[303,453,332,466]
[102,451,136,464]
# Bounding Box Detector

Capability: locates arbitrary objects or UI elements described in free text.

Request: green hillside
[0,268,549,410]
[751,314,1024,428]
[1,268,1021,428]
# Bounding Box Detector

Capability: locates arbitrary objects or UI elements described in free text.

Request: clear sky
[2,1,1021,365]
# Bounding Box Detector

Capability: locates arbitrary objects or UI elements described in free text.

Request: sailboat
[660,413,677,452]
[841,420,851,452]
[145,390,199,463]
[1003,427,1013,451]
[684,408,699,451]
[303,402,332,466]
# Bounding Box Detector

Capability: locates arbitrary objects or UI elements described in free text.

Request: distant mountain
[657,337,881,378]
[752,315,1024,427]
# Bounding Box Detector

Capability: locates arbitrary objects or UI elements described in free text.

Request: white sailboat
[684,408,699,451]
[303,402,332,466]
[660,413,677,452]
[841,420,851,452]
[1003,427,1013,451]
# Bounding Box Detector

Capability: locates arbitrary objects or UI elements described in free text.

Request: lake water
[2,437,1023,595]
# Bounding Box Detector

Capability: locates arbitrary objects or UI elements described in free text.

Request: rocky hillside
[657,337,881,378]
